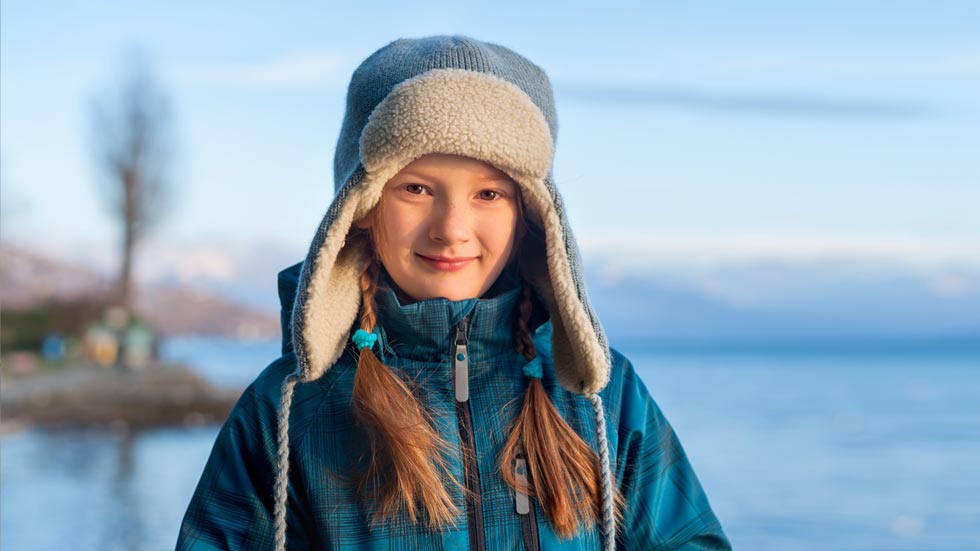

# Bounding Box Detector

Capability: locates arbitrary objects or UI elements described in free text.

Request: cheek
[484,213,520,255]
[378,211,424,257]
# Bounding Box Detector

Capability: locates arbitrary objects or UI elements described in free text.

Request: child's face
[355,153,524,301]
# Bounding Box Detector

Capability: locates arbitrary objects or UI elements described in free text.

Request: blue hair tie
[522,356,543,379]
[351,329,378,351]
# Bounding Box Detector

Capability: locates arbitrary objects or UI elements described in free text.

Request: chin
[433,290,477,301]
[423,285,481,302]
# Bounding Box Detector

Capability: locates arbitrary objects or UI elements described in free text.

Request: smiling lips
[417,254,477,271]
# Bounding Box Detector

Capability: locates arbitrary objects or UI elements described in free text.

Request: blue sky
[2,1,978,281]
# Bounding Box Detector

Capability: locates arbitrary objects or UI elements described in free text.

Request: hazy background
[2,1,978,550]
[3,1,978,333]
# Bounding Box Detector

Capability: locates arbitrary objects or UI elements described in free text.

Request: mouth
[416,253,477,272]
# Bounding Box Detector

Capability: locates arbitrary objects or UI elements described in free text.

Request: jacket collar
[276,260,549,364]
[373,263,534,365]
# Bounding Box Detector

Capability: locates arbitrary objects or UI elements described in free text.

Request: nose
[428,198,473,245]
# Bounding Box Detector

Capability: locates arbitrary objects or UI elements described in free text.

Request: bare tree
[89,52,176,324]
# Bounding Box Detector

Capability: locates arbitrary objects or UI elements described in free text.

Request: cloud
[556,44,980,119]
[557,83,931,120]
[711,45,980,79]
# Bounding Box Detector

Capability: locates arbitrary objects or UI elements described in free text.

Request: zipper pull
[453,317,469,402]
[514,456,530,515]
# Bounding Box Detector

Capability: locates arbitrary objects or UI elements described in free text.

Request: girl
[177,35,731,551]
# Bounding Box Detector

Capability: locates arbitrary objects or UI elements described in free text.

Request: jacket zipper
[514,455,540,551]
[452,317,486,551]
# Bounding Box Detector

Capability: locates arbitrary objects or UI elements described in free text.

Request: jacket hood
[289,34,612,395]
[277,262,302,356]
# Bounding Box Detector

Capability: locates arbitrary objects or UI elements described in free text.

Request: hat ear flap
[291,166,395,381]
[514,176,611,395]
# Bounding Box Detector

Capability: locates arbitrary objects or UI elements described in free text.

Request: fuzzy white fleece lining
[299,68,609,393]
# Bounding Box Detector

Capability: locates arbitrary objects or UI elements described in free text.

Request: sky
[1,0,978,285]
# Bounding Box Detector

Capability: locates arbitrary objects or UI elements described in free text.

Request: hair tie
[522,356,543,379]
[351,328,378,351]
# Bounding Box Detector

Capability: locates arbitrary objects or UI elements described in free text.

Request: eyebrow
[476,174,513,183]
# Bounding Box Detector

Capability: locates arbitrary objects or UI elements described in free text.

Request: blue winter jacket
[176,262,731,550]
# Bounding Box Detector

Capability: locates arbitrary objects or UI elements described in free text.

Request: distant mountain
[0,244,279,339]
[0,243,113,309]
[6,238,979,347]
[583,258,980,346]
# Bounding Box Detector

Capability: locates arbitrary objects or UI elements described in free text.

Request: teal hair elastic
[522,356,543,379]
[351,329,378,351]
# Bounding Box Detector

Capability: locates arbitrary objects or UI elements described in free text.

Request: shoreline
[1,362,242,435]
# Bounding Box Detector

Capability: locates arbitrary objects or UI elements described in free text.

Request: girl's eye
[479,190,502,201]
[404,184,429,195]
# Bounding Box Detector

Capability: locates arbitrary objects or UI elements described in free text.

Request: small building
[123,322,156,369]
[41,333,67,362]
[82,308,159,369]
[83,323,118,367]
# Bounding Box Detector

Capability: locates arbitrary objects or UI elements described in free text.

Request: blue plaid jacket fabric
[176,262,731,550]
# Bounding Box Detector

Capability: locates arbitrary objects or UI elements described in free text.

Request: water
[2,338,979,550]
[1,427,220,551]
[157,335,282,389]
[622,350,980,550]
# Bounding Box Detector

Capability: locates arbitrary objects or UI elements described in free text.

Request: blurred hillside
[5,238,978,348]
[586,261,980,349]
[0,243,278,339]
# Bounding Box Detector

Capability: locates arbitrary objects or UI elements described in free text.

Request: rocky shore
[1,363,242,433]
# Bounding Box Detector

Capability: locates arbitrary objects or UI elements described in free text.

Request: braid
[500,277,610,539]
[514,280,537,361]
[359,260,380,331]
[350,259,463,529]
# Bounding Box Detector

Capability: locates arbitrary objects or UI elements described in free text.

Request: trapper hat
[291,34,612,395]
[275,35,618,551]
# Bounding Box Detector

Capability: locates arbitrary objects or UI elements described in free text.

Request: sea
[2,336,979,550]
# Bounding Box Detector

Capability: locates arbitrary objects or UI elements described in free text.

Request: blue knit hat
[290,35,611,394]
